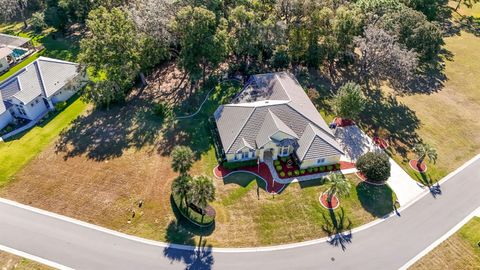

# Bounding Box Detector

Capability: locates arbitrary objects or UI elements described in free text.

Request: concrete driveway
[335,126,423,206]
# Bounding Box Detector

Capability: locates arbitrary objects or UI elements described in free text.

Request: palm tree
[324,173,351,204]
[413,143,438,167]
[171,146,194,175]
[189,176,216,222]
[172,174,193,209]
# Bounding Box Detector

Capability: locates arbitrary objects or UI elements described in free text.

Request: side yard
[410,217,480,270]
[0,97,88,186]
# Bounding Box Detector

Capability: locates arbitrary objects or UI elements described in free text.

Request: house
[0,34,33,73]
[0,47,13,73]
[214,72,344,169]
[0,91,13,130]
[0,56,87,124]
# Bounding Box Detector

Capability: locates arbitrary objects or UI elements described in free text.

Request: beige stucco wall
[0,57,9,73]
[299,155,341,169]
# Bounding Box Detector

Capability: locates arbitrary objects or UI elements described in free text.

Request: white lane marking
[0,154,478,255]
[399,206,480,270]
[0,244,74,270]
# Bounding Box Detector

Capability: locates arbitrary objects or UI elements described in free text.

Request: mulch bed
[334,117,356,127]
[319,193,339,209]
[213,163,286,194]
[273,155,355,179]
[355,171,387,186]
[373,137,389,149]
[409,159,428,173]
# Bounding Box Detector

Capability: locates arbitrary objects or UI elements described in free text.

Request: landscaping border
[409,159,428,173]
[171,194,214,228]
[319,192,339,210]
[355,172,387,186]
[212,165,287,194]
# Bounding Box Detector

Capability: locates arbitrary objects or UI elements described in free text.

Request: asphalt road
[0,157,479,270]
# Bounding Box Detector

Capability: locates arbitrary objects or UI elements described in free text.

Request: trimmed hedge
[356,152,391,183]
[172,193,214,226]
[276,165,282,171]
[280,171,286,177]
[288,171,293,177]
[223,159,257,170]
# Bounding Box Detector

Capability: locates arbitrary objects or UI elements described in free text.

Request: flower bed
[319,193,339,209]
[373,137,389,149]
[273,155,342,179]
[333,117,356,127]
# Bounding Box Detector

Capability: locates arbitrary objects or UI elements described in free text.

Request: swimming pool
[11,48,28,59]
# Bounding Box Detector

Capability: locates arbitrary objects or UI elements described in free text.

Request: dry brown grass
[0,252,51,270]
[410,217,480,270]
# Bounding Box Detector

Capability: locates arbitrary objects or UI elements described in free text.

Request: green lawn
[0,97,88,186]
[411,217,480,269]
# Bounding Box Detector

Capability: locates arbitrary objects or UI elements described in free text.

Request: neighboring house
[0,91,13,130]
[0,56,87,124]
[0,47,13,73]
[214,72,344,169]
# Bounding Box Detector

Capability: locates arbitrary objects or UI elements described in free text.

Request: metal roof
[0,33,30,47]
[0,57,80,104]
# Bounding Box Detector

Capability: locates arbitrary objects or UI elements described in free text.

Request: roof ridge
[308,124,344,154]
[286,103,335,139]
[274,73,292,101]
[34,61,48,98]
[225,107,257,153]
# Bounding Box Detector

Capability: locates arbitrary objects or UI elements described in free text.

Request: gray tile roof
[296,124,344,161]
[0,57,80,104]
[256,109,298,147]
[0,33,30,47]
[215,72,344,158]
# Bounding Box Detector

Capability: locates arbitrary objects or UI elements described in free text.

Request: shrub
[153,102,173,119]
[223,159,257,170]
[294,170,300,176]
[287,171,293,177]
[307,168,313,173]
[300,169,306,175]
[327,165,333,171]
[281,156,288,162]
[313,167,319,172]
[274,160,281,166]
[356,152,391,183]
[276,165,282,171]
[319,166,325,172]
[54,101,68,111]
[336,164,341,169]
[31,12,46,33]
[280,172,286,177]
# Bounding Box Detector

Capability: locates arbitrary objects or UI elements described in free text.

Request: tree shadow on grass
[298,178,325,189]
[360,89,421,158]
[356,182,394,218]
[55,92,165,161]
[414,172,442,198]
[322,208,353,251]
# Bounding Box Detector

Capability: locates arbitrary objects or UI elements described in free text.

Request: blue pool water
[11,48,28,59]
